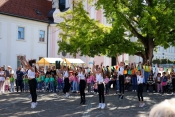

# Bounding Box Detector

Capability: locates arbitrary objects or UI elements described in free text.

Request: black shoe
[82,100,86,105]
[121,95,124,99]
[80,100,83,104]
[118,95,121,99]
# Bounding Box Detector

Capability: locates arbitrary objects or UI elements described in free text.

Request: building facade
[1,0,174,70]
[0,0,52,69]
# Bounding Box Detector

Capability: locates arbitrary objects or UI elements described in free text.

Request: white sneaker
[35,102,38,106]
[132,90,134,92]
[141,103,145,107]
[153,90,155,93]
[97,103,102,108]
[31,102,36,109]
[147,90,149,92]
[135,90,137,92]
[66,93,69,98]
[139,103,141,107]
[101,103,105,109]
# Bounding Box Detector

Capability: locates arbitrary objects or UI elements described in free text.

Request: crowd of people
[0,59,175,109]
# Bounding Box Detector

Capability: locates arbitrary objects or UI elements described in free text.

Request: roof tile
[0,0,52,22]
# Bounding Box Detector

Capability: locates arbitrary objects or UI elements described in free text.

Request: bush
[152,59,173,64]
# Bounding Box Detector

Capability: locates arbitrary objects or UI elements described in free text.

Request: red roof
[0,0,52,22]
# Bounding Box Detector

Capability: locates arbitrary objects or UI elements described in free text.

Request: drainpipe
[46,23,50,57]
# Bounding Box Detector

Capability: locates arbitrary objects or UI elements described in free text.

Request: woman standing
[137,70,145,107]
[73,64,86,104]
[92,62,105,109]
[131,63,137,92]
[19,56,37,108]
[61,60,70,98]
[0,67,5,94]
[118,62,125,99]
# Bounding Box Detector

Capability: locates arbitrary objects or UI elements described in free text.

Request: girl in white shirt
[61,60,70,98]
[78,67,86,104]
[72,64,86,104]
[19,56,37,109]
[118,62,125,99]
[92,62,105,109]
[137,70,145,107]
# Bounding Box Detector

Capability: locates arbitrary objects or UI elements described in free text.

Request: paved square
[0,91,174,117]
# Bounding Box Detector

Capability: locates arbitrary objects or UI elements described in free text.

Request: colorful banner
[128,70,131,75]
[124,70,127,74]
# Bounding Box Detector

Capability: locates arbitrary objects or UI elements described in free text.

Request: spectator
[16,66,24,92]
[149,98,175,117]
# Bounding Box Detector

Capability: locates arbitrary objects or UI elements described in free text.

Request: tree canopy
[57,0,175,63]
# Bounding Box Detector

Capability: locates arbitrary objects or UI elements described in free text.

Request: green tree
[57,0,175,63]
[152,59,160,64]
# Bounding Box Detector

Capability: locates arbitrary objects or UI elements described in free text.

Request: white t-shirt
[63,71,69,78]
[96,73,103,83]
[0,71,5,81]
[118,67,124,75]
[137,75,143,84]
[27,69,35,79]
[157,77,161,82]
[78,72,85,80]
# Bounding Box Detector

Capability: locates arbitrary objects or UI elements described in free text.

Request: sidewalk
[0,91,174,117]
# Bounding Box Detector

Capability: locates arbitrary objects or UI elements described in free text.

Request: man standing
[16,66,24,92]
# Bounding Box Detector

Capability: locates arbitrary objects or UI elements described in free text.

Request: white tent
[64,58,85,64]
[44,58,63,63]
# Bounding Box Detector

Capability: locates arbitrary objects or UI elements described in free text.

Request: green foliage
[57,0,175,59]
[152,59,160,64]
[152,59,174,64]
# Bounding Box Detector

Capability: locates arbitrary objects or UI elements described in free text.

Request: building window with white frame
[18,27,25,40]
[39,30,45,42]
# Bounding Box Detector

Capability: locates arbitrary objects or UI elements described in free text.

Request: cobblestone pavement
[0,90,174,117]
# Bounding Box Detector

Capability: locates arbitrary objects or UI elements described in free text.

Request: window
[18,27,24,39]
[39,30,45,42]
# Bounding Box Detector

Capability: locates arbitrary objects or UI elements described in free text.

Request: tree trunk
[141,38,154,64]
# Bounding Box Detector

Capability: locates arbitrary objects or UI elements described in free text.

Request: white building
[0,0,52,69]
[129,46,175,63]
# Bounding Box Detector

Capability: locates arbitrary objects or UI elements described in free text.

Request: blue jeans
[72,81,78,92]
[116,80,120,91]
[144,71,150,83]
[24,83,29,91]
[70,82,73,91]
[10,82,15,92]
[44,82,49,91]
[105,83,109,94]
[132,76,137,90]
[50,81,54,91]
[37,82,42,90]
[58,82,63,91]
